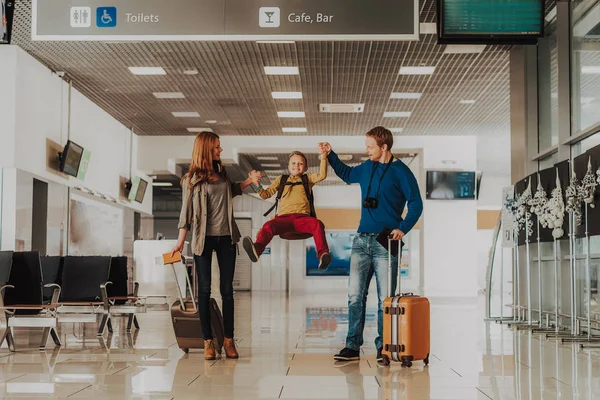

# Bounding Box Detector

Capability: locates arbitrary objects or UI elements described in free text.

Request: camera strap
[366,155,394,199]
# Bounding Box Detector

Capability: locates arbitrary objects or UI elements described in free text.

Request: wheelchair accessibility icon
[96,7,117,28]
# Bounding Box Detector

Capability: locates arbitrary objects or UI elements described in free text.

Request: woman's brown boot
[204,339,216,360]
[223,337,239,359]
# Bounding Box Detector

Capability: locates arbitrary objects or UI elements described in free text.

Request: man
[319,126,423,362]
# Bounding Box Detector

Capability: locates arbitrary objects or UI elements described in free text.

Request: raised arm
[231,170,262,198]
[327,150,364,185]
[309,154,328,184]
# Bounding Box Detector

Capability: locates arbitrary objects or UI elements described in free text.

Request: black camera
[363,197,378,209]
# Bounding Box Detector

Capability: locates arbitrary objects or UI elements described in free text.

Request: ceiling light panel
[153,92,185,99]
[264,66,300,75]
[173,112,200,118]
[278,111,305,118]
[399,66,436,75]
[390,93,422,100]
[272,92,303,99]
[384,112,412,118]
[283,127,307,133]
[128,67,166,75]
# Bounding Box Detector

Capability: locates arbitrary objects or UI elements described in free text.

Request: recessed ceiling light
[153,92,185,99]
[257,156,279,161]
[264,66,300,75]
[128,67,167,75]
[283,127,307,133]
[256,40,295,44]
[183,69,199,75]
[444,45,486,54]
[383,112,412,118]
[187,127,212,132]
[582,66,600,74]
[261,163,281,167]
[420,22,437,34]
[152,182,173,187]
[390,128,404,133]
[390,93,422,100]
[338,154,353,161]
[459,100,476,105]
[278,111,305,118]
[172,112,200,118]
[399,66,436,75]
[272,92,303,99]
[205,120,218,124]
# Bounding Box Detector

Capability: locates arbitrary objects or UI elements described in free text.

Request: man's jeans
[346,233,399,351]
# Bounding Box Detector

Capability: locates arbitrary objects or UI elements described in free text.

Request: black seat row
[0,251,140,352]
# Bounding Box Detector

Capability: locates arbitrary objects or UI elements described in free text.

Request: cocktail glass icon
[264,11,275,23]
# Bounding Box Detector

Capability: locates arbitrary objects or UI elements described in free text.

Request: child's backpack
[263,174,316,218]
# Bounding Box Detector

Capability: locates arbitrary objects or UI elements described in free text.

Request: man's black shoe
[333,347,360,361]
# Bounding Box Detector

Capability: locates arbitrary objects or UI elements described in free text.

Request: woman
[171,131,260,360]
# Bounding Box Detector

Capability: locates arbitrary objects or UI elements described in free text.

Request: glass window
[572,131,600,158]
[572,0,600,134]
[538,152,558,170]
[538,23,559,150]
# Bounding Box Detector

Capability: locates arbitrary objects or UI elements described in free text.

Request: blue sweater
[328,151,423,235]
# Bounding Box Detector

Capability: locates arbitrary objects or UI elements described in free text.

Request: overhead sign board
[32,0,419,41]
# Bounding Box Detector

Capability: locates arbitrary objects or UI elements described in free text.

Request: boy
[242,149,332,270]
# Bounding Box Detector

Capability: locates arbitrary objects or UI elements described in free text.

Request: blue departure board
[439,0,543,42]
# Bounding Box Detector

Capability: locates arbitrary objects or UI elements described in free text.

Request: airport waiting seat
[55,256,113,336]
[106,256,140,333]
[41,256,63,304]
[0,251,61,352]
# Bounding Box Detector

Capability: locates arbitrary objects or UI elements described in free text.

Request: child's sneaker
[242,236,259,262]
[318,252,332,270]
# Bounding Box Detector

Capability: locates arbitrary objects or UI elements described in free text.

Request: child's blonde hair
[289,151,308,165]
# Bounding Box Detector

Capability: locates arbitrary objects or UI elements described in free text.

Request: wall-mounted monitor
[1,0,15,45]
[426,171,477,200]
[59,140,84,178]
[437,0,544,45]
[128,176,148,203]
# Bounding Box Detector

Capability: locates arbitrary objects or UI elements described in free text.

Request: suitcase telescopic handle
[170,256,197,313]
[387,236,400,298]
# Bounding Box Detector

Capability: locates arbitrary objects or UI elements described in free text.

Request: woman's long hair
[182,131,227,188]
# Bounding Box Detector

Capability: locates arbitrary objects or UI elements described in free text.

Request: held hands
[318,142,332,156]
[248,170,262,187]
[389,229,404,241]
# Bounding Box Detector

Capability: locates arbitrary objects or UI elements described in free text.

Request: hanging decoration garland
[581,156,597,208]
[529,174,548,220]
[565,164,584,226]
[516,178,534,238]
[544,170,565,239]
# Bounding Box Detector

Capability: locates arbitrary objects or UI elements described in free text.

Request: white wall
[0,46,152,250]
[0,47,16,168]
[140,135,480,297]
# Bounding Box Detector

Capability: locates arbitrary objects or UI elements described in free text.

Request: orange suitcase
[380,238,430,367]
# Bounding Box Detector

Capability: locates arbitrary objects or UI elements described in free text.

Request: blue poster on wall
[306,231,355,276]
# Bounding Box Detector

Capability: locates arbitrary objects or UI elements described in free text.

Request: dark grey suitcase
[168,257,224,354]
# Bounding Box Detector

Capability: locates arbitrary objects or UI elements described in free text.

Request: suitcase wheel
[401,360,412,368]
[379,355,391,367]
[424,354,429,366]
[183,348,189,354]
